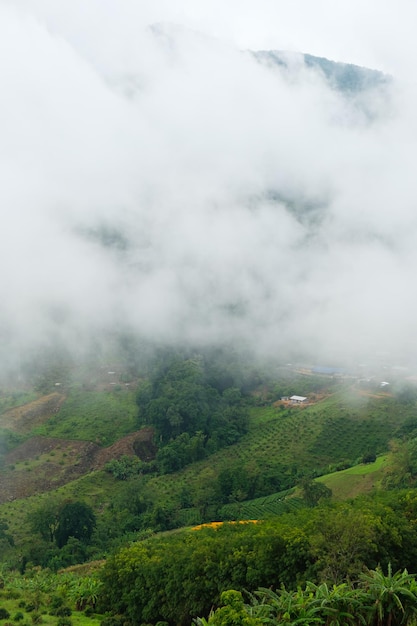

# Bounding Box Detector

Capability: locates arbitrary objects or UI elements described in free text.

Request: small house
[290,395,308,404]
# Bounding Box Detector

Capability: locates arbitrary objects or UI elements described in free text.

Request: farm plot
[31,388,138,445]
[307,395,417,465]
[219,489,304,520]
[145,391,417,507]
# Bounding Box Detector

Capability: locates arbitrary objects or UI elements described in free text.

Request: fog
[1,1,417,373]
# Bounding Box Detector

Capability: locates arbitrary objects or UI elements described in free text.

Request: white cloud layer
[1,1,417,368]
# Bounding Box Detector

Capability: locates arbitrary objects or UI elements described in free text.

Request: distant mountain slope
[253,50,390,93]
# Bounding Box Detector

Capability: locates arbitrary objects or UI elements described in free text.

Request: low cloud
[1,2,416,373]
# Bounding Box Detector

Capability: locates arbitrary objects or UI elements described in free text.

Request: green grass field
[317,454,388,499]
[31,388,138,445]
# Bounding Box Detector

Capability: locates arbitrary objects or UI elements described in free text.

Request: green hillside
[134,388,415,510]
[1,353,417,626]
[0,373,414,568]
[32,388,138,445]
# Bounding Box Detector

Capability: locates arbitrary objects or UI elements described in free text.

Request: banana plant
[359,564,417,626]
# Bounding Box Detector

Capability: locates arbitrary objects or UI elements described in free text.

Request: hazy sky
[1,0,417,369]
[8,0,415,74]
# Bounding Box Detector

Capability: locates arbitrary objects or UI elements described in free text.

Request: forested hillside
[2,347,417,626]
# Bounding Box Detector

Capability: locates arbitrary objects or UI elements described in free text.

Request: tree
[0,519,14,546]
[30,499,96,549]
[197,590,262,626]
[383,440,417,489]
[192,468,220,519]
[300,479,332,507]
[105,455,145,480]
[136,354,249,455]
[362,451,377,464]
[55,501,96,548]
[217,465,257,503]
[29,499,61,543]
[309,506,379,583]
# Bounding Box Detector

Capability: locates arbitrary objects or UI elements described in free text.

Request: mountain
[253,49,390,94]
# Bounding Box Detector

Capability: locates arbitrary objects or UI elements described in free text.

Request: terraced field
[219,489,304,520]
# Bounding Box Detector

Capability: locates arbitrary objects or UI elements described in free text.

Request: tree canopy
[30,500,96,549]
[136,354,250,471]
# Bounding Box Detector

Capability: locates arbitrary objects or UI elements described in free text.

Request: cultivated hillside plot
[0,393,66,432]
[0,428,155,503]
[0,391,156,502]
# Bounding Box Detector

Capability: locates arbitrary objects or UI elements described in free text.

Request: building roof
[312,366,345,375]
[290,395,307,402]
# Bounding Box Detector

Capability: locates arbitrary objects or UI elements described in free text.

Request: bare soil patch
[0,393,66,432]
[1,438,99,502]
[356,390,393,399]
[0,427,155,504]
[92,427,156,468]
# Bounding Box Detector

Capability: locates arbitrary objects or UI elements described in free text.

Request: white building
[290,395,308,404]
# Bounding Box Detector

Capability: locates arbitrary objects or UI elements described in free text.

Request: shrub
[0,608,11,620]
[55,607,72,617]
[13,613,24,622]
[105,456,144,480]
[57,619,72,626]
[49,596,63,611]
[100,616,125,626]
[5,592,21,600]
[362,451,377,464]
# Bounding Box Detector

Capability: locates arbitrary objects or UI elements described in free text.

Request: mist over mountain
[254,50,390,93]
[1,2,416,376]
